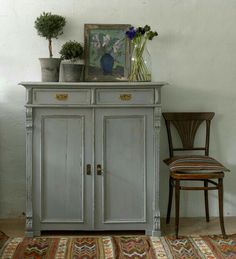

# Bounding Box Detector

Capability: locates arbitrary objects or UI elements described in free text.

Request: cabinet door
[33,108,93,232]
[95,108,154,232]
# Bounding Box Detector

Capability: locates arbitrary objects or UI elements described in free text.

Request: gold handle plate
[119,94,132,101]
[56,94,68,101]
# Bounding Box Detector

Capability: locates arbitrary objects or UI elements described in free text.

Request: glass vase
[129,42,152,82]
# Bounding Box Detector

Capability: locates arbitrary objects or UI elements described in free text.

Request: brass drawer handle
[119,94,132,101]
[56,94,68,101]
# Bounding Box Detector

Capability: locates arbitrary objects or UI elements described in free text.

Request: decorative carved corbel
[26,108,33,131]
[26,88,33,105]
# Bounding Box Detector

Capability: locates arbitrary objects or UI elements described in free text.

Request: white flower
[92,34,101,49]
[102,34,111,47]
[112,39,122,53]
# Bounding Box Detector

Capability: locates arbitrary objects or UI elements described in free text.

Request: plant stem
[129,37,151,81]
[49,38,53,58]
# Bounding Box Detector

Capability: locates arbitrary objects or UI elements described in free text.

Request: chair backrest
[162,112,215,158]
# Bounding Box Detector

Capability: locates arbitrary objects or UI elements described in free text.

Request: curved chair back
[162,112,215,157]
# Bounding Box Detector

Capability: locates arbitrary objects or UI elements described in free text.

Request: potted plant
[59,40,84,82]
[35,12,66,82]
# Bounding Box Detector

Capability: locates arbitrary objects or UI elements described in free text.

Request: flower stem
[129,36,151,81]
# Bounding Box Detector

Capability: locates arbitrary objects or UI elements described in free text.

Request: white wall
[0,0,236,218]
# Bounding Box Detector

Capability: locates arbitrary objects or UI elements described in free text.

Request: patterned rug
[1,231,236,258]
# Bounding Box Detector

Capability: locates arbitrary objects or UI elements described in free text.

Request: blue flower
[126,27,136,40]
[126,25,158,41]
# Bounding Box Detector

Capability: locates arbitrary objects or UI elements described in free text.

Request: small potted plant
[35,12,66,82]
[59,40,84,82]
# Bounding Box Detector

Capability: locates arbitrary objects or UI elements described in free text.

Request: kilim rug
[1,231,236,258]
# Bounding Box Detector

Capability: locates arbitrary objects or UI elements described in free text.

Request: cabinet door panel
[33,109,92,230]
[103,116,146,221]
[42,116,84,221]
[95,108,154,230]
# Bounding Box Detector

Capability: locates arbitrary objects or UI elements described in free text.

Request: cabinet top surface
[20,81,167,89]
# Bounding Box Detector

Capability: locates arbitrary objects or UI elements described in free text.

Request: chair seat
[164,155,230,173]
[170,171,225,180]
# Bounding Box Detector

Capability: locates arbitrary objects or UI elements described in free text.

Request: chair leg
[175,180,180,239]
[166,177,173,224]
[204,180,210,222]
[218,178,227,238]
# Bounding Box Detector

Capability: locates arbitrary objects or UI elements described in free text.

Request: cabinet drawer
[33,89,91,105]
[96,89,154,105]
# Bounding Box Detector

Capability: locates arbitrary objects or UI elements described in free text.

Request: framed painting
[84,24,131,81]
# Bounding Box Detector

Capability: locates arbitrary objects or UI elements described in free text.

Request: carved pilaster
[154,214,161,231]
[152,106,162,235]
[26,216,33,231]
[154,107,161,130]
[25,107,33,236]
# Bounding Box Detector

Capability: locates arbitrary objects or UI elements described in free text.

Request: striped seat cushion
[164,155,230,173]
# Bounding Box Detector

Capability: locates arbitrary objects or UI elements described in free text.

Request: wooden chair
[162,112,230,239]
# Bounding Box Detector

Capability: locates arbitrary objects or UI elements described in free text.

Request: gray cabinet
[20,82,165,236]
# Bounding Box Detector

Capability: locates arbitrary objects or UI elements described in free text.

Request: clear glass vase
[129,42,152,82]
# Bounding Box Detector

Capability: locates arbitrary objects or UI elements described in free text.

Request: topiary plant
[60,41,83,61]
[35,12,66,58]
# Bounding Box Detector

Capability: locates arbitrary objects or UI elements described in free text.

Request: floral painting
[84,24,131,81]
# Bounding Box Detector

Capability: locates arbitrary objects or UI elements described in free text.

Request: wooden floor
[1,217,236,237]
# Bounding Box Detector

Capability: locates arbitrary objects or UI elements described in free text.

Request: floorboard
[1,217,236,237]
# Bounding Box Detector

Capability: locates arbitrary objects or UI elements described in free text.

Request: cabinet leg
[151,230,161,237]
[25,231,35,237]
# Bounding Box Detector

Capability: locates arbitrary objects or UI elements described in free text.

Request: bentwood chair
[162,112,230,239]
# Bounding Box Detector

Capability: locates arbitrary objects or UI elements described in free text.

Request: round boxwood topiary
[35,12,66,58]
[60,41,83,61]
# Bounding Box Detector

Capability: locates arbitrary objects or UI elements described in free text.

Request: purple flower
[137,27,145,35]
[126,25,158,41]
[126,27,136,40]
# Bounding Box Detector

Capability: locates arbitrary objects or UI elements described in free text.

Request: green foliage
[60,41,84,60]
[35,12,66,40]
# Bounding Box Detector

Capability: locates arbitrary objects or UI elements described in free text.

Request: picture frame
[84,24,131,82]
